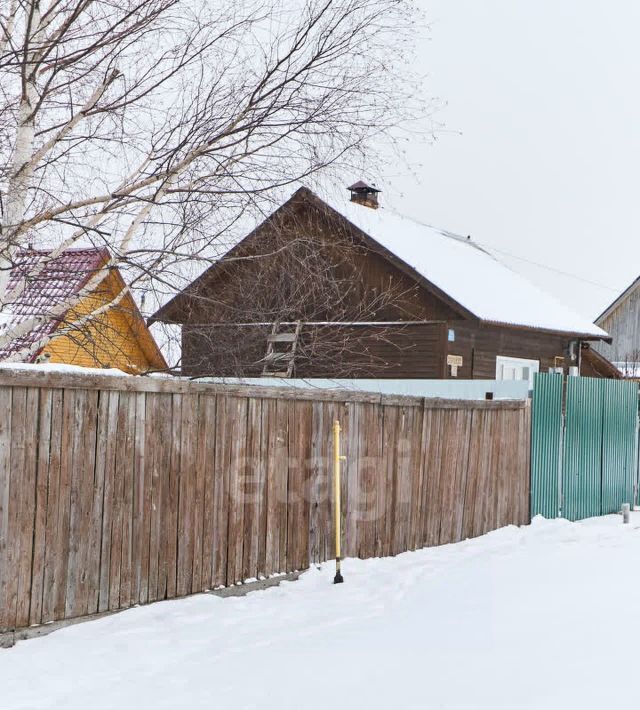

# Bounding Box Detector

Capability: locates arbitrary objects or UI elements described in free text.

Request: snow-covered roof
[330,196,608,339]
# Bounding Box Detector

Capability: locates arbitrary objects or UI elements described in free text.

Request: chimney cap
[347,180,381,194]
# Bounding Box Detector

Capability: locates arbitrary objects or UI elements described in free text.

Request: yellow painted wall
[43,271,164,374]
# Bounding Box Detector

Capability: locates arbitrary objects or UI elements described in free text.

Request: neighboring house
[0,247,167,374]
[150,184,616,381]
[594,277,640,376]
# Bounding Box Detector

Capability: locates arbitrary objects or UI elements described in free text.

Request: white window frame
[495,355,539,388]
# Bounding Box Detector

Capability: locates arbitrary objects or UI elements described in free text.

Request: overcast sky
[377,0,640,321]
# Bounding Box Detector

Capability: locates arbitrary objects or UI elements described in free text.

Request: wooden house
[593,277,640,376]
[0,247,167,374]
[150,185,616,381]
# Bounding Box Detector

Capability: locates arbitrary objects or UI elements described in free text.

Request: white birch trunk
[0,3,41,307]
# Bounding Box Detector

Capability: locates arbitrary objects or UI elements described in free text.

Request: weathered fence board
[0,370,530,634]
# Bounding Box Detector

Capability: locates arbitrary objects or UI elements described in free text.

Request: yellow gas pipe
[333,419,345,584]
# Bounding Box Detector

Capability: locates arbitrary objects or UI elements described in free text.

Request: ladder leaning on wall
[261,321,302,377]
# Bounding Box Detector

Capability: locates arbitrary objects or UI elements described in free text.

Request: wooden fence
[0,369,531,634]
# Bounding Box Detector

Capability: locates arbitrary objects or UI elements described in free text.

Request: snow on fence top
[332,197,607,339]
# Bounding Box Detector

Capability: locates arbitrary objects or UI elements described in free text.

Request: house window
[496,356,539,387]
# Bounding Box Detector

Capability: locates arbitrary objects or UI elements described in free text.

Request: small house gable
[0,247,166,373]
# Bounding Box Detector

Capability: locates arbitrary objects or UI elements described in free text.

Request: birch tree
[0,0,420,367]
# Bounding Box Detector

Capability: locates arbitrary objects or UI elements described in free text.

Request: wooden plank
[501,406,528,529]
[212,395,231,586]
[256,398,272,578]
[519,405,532,526]
[435,409,456,545]
[343,401,360,559]
[0,386,12,631]
[117,392,136,609]
[354,403,370,559]
[177,393,198,596]
[438,410,473,545]
[4,387,27,630]
[108,392,129,611]
[242,397,263,582]
[461,408,488,540]
[286,401,301,573]
[358,403,382,559]
[423,408,444,548]
[153,393,173,600]
[85,390,109,615]
[377,405,398,558]
[146,392,162,603]
[53,388,74,620]
[308,401,325,565]
[460,409,478,541]
[275,399,289,575]
[416,406,433,549]
[98,391,119,612]
[62,390,83,619]
[226,397,248,584]
[15,387,39,628]
[164,393,182,598]
[492,410,510,532]
[74,389,99,619]
[200,395,217,590]
[392,407,414,555]
[263,398,280,576]
[192,395,208,593]
[29,389,52,626]
[322,401,337,565]
[287,400,312,572]
[462,412,482,538]
[41,389,63,623]
[297,401,313,571]
[488,412,508,535]
[132,391,148,603]
[406,406,424,552]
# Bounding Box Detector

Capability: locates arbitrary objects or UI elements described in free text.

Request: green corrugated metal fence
[601,379,639,514]
[531,373,563,518]
[531,373,639,521]
[562,377,604,521]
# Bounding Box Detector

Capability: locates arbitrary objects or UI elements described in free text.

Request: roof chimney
[347,181,381,209]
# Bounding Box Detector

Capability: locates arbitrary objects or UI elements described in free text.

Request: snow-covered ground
[2,514,640,710]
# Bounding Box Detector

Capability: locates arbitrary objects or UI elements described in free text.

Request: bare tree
[173,203,425,377]
[613,348,640,379]
[0,0,421,368]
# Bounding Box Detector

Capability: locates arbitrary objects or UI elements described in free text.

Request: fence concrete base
[0,571,300,649]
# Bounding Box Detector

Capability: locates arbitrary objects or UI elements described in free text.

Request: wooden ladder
[261,321,302,377]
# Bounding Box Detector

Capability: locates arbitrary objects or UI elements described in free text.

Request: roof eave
[480,319,611,343]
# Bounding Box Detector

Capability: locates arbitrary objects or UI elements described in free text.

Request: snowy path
[2,515,640,709]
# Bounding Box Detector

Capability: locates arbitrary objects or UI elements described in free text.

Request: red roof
[0,247,109,362]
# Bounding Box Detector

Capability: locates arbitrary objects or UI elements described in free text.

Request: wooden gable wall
[165,199,464,326]
[594,285,640,365]
[44,271,165,374]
